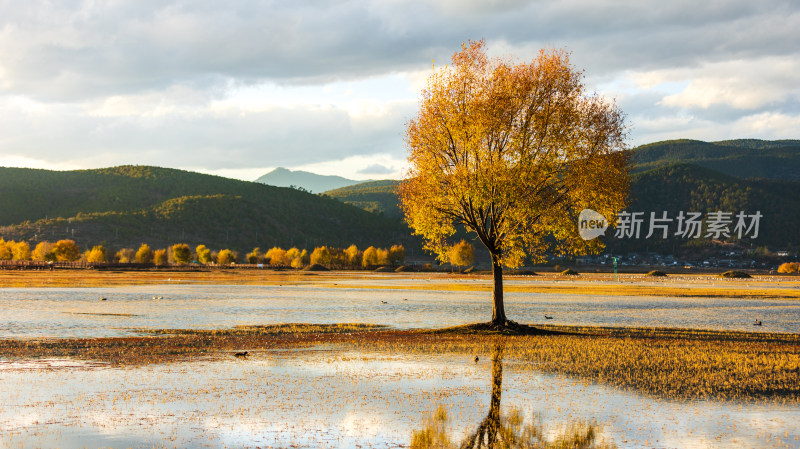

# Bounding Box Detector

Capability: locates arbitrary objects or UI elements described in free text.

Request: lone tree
[400,41,629,326]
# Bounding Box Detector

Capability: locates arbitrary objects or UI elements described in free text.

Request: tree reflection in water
[411,342,616,449]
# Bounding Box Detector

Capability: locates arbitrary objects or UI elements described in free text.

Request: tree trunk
[491,252,506,324]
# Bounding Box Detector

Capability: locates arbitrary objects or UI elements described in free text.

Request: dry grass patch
[0,269,319,288]
[2,323,798,403]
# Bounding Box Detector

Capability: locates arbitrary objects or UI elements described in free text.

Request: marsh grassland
[1,271,799,448]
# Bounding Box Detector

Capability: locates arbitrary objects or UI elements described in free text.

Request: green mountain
[630,139,800,180]
[0,165,414,253]
[603,163,799,252]
[255,167,366,193]
[323,180,402,218]
[322,139,800,251]
[2,138,798,258]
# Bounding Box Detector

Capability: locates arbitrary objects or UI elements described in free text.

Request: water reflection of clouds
[1,411,40,430]
[504,370,800,449]
[1,351,799,448]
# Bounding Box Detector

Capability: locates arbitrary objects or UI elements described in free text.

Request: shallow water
[0,279,798,338]
[2,277,799,448]
[1,349,798,449]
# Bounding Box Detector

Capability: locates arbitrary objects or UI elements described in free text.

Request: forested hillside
[0,166,413,252]
[323,139,800,252]
[603,164,800,252]
[323,180,401,218]
[2,138,798,258]
[630,139,800,180]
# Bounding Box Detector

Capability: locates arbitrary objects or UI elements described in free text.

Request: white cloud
[0,154,82,171]
[0,0,799,173]
[358,164,396,175]
[659,57,800,110]
[0,92,413,170]
[735,112,800,137]
[293,154,408,181]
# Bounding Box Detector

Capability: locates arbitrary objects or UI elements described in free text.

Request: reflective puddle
[1,347,798,448]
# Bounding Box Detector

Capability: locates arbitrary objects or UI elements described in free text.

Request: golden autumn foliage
[0,238,12,260]
[448,240,475,268]
[387,244,406,266]
[136,243,154,264]
[289,256,304,269]
[345,244,361,266]
[362,246,379,267]
[85,245,108,263]
[196,244,213,264]
[171,243,191,264]
[0,239,30,260]
[376,248,390,265]
[32,241,56,261]
[153,248,168,266]
[52,239,81,261]
[114,248,135,263]
[12,241,31,261]
[246,247,262,264]
[778,262,799,273]
[399,40,629,324]
[217,249,236,265]
[265,247,287,266]
[286,247,301,262]
[310,246,332,265]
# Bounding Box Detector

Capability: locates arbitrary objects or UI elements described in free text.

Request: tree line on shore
[0,238,419,269]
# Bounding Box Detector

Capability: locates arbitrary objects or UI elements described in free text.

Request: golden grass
[0,269,316,288]
[2,323,798,403]
[142,322,388,336]
[333,281,800,299]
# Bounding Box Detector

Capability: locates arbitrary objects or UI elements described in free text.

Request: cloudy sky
[1,0,798,181]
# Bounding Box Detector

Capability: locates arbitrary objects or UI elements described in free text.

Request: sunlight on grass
[3,271,800,302]
[3,324,798,403]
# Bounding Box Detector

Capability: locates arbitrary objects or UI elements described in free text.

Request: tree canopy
[400,41,629,324]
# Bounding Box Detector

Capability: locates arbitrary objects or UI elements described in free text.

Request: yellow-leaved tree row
[400,40,629,326]
[0,238,405,270]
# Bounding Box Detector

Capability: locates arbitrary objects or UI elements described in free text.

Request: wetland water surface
[1,277,799,338]
[2,349,799,449]
[1,275,799,448]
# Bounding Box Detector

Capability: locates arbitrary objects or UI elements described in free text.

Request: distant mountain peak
[254,167,367,193]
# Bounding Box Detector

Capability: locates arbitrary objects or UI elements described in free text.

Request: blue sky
[1,0,798,180]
